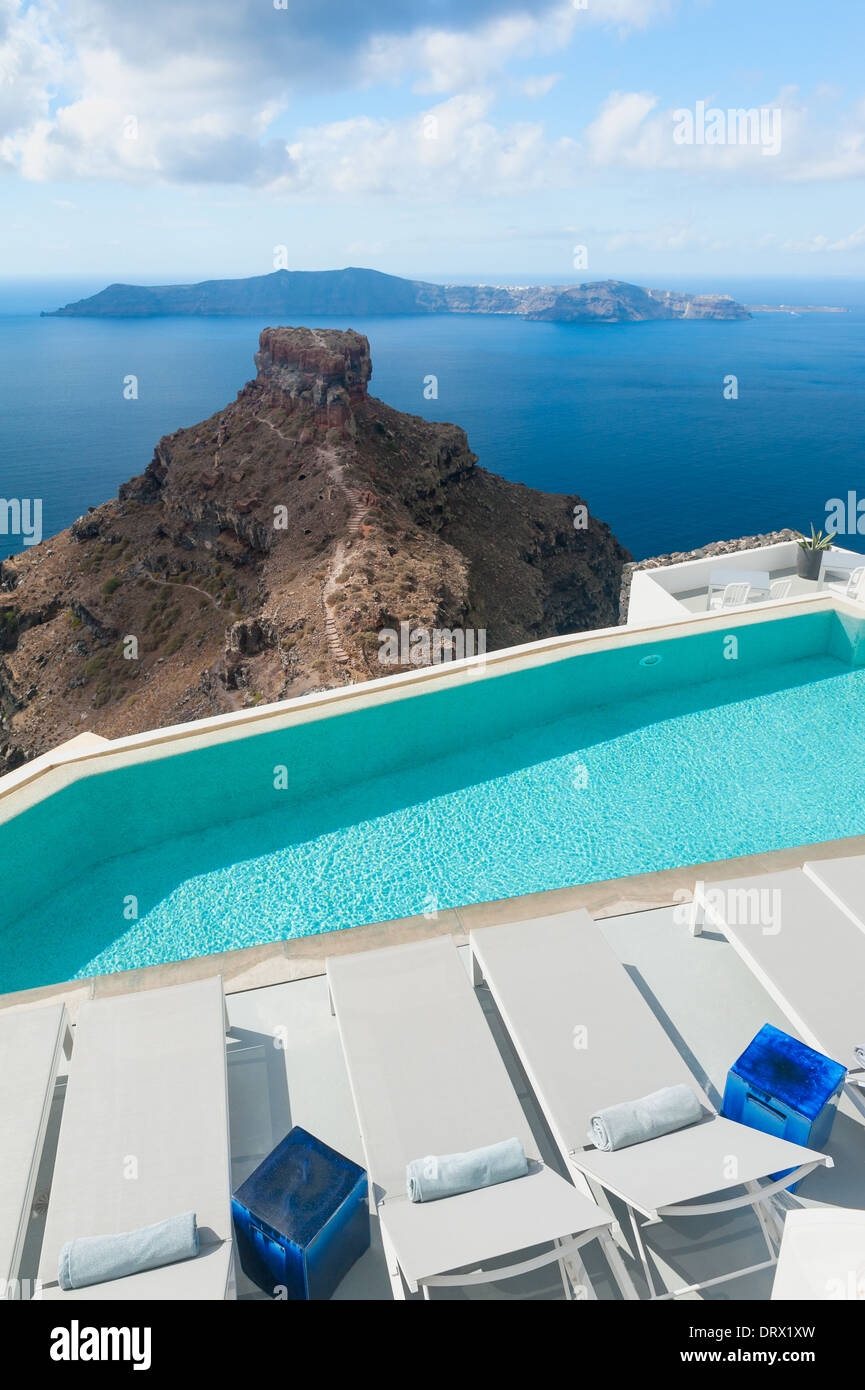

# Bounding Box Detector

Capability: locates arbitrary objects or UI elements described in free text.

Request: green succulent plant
[794,524,835,552]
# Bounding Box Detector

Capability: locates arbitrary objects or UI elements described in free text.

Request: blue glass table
[722,1023,845,1189]
[232,1126,369,1299]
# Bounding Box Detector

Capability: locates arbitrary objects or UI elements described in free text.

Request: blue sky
[2,0,865,285]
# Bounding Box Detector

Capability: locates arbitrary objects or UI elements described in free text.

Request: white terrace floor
[218,904,864,1301]
[675,566,822,614]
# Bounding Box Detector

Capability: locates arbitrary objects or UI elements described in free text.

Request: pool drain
[639,653,662,667]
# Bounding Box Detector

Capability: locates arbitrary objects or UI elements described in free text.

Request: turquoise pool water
[3,609,865,992]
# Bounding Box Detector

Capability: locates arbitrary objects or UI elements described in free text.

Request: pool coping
[3,827,865,1018]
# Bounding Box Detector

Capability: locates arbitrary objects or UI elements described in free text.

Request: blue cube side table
[232,1126,369,1300]
[722,1023,845,1190]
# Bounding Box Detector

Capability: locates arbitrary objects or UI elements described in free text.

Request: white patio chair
[38,977,234,1300]
[826,565,865,599]
[769,577,793,599]
[470,912,831,1300]
[708,580,752,611]
[327,935,637,1301]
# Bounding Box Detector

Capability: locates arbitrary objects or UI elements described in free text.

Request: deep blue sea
[2,276,864,562]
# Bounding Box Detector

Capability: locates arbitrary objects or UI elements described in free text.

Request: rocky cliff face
[526,282,748,322]
[254,326,372,427]
[0,326,630,774]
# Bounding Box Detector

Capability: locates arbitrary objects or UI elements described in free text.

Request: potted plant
[794,525,834,581]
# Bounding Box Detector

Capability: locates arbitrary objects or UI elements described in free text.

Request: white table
[708,566,771,595]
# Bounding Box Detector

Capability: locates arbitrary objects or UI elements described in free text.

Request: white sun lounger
[326,935,637,1300]
[469,911,831,1299]
[38,977,234,1300]
[0,1004,72,1297]
[772,1207,865,1300]
[690,868,865,1111]
[804,854,865,935]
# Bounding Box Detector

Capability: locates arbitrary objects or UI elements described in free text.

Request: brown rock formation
[254,326,372,429]
[0,326,630,774]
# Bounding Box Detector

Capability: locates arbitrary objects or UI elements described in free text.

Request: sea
[1,276,864,563]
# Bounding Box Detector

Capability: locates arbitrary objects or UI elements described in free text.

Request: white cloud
[360,1,673,95]
[582,84,865,184]
[361,8,575,94]
[9,41,296,185]
[828,225,865,250]
[0,0,678,186]
[584,90,659,164]
[584,89,803,171]
[604,224,729,254]
[520,73,562,98]
[280,93,579,198]
[2,0,863,210]
[0,0,63,141]
[786,134,865,182]
[781,225,865,253]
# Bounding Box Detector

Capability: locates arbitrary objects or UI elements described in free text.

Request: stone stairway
[323,608,349,665]
[346,492,369,535]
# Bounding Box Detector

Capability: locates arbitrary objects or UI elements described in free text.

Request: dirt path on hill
[320,449,367,665]
[134,565,223,610]
[258,411,369,667]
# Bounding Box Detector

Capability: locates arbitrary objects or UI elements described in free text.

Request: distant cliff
[43,267,750,322]
[0,325,630,773]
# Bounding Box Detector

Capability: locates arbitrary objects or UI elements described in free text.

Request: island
[42,267,752,323]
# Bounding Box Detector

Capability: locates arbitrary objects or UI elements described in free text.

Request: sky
[2,0,865,286]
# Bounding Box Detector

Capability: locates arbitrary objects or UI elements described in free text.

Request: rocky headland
[0,326,630,774]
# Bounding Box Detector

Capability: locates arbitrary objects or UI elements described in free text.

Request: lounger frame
[0,1003,72,1298]
[37,976,234,1300]
[327,936,638,1301]
[689,870,865,1124]
[469,913,828,1300]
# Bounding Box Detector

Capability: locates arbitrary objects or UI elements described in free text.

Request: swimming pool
[2,607,865,993]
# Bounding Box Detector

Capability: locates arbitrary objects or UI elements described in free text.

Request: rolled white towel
[58,1211,199,1291]
[590,1084,703,1153]
[406,1137,528,1203]
[853,1045,865,1070]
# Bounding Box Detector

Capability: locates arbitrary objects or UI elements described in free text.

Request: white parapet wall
[627,570,690,625]
[625,540,865,626]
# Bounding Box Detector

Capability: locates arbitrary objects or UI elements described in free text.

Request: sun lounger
[469,911,831,1299]
[804,854,865,934]
[326,935,637,1300]
[38,977,234,1300]
[771,1207,865,1300]
[690,868,865,1111]
[0,1003,71,1297]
